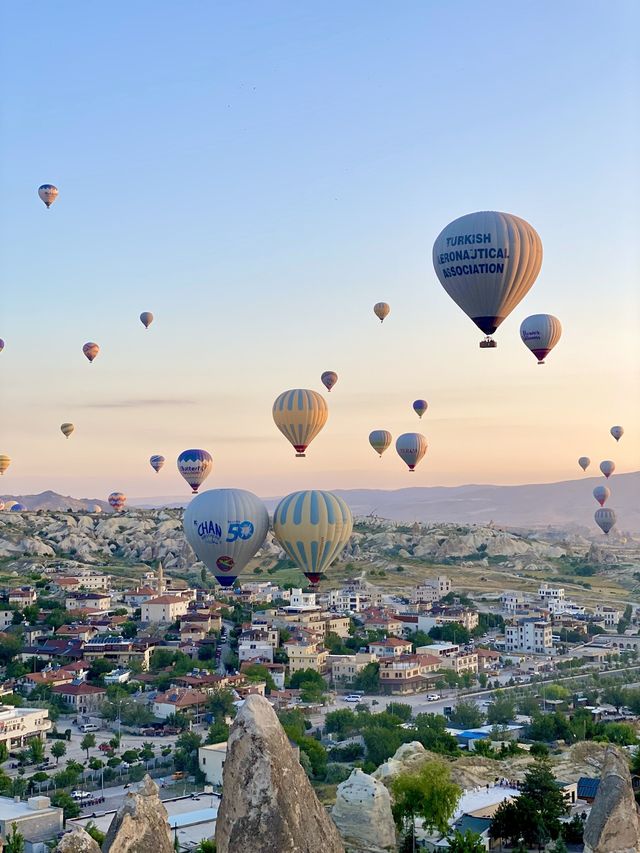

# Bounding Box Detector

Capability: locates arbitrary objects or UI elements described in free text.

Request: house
[238,638,274,664]
[19,669,76,694]
[284,637,328,675]
[418,607,479,633]
[449,815,494,850]
[65,592,111,612]
[82,636,155,670]
[51,683,106,714]
[153,688,208,723]
[411,576,452,605]
[8,587,37,607]
[0,795,63,850]
[198,742,227,786]
[0,609,14,629]
[103,668,132,685]
[361,609,404,636]
[369,638,413,658]
[476,648,501,671]
[55,623,99,643]
[594,605,622,628]
[378,653,441,695]
[328,652,377,685]
[0,705,51,750]
[122,586,159,607]
[142,595,190,623]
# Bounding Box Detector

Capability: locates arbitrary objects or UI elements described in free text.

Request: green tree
[297,736,327,778]
[429,623,471,644]
[28,738,45,765]
[0,634,23,666]
[206,720,229,744]
[207,689,236,720]
[446,829,486,852]
[486,693,516,726]
[363,726,405,767]
[289,668,325,689]
[51,740,66,764]
[85,822,106,845]
[352,662,380,693]
[529,742,549,759]
[242,663,276,693]
[51,791,80,819]
[324,709,359,738]
[139,742,155,763]
[121,621,138,639]
[449,700,485,729]
[0,741,8,763]
[5,823,25,853]
[390,761,461,840]
[601,685,628,713]
[80,733,96,759]
[386,702,413,722]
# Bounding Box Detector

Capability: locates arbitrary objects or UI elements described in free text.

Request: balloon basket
[295,453,306,458]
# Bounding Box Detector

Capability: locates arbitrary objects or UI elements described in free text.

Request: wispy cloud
[82,398,198,409]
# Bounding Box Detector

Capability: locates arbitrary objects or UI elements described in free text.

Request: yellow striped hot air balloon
[272,389,328,457]
[273,490,353,586]
[0,455,11,475]
[60,423,75,439]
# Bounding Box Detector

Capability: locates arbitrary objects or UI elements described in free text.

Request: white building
[0,705,51,750]
[411,576,451,605]
[141,595,189,623]
[326,588,365,613]
[505,618,553,654]
[595,605,622,628]
[238,639,274,663]
[501,591,528,614]
[0,609,14,629]
[0,796,63,852]
[198,742,227,787]
[285,589,318,609]
[538,584,565,603]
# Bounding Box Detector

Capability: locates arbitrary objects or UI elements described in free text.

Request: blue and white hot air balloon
[177,449,213,493]
[10,503,26,512]
[183,489,269,587]
[150,455,165,474]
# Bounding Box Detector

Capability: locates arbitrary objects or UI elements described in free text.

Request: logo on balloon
[196,520,223,542]
[216,555,235,573]
[226,520,255,542]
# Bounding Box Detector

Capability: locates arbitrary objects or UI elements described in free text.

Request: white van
[79,723,100,733]
[344,694,363,703]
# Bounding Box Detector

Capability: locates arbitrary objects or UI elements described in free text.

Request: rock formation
[372,741,428,782]
[332,769,396,852]
[215,694,345,853]
[56,827,101,853]
[583,746,640,853]
[101,775,174,853]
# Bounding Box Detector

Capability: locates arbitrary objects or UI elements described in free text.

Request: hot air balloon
[140,312,154,329]
[578,457,590,472]
[60,423,74,439]
[610,426,624,442]
[272,389,328,457]
[600,460,615,479]
[0,455,11,475]
[150,455,165,473]
[374,302,390,323]
[10,503,26,512]
[108,492,126,512]
[519,314,562,364]
[0,339,4,352]
[432,211,543,347]
[396,433,428,472]
[82,342,99,363]
[413,400,428,419]
[593,486,610,507]
[177,449,213,493]
[369,430,393,458]
[183,488,269,588]
[321,371,338,393]
[595,508,616,535]
[38,184,58,208]
[4,501,17,510]
[92,505,102,513]
[273,490,353,587]
[0,502,4,511]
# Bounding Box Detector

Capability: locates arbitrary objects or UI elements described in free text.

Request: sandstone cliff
[583,746,640,853]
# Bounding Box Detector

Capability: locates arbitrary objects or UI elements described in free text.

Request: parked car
[426,694,441,702]
[71,791,92,801]
[343,694,362,703]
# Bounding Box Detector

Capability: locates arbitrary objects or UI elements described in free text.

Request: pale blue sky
[1,1,638,499]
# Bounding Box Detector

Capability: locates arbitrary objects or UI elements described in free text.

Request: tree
[352,662,380,693]
[449,700,485,729]
[242,663,276,693]
[51,740,66,764]
[121,621,138,639]
[486,693,516,726]
[602,685,628,713]
[529,742,549,759]
[80,733,96,759]
[297,736,327,778]
[206,720,229,744]
[429,623,471,645]
[363,726,405,767]
[5,823,25,853]
[324,709,358,738]
[386,703,413,722]
[139,742,155,763]
[390,761,461,841]
[0,633,23,666]
[28,738,45,764]
[289,668,325,689]
[0,741,8,763]
[446,829,486,852]
[207,689,236,721]
[413,713,459,756]
[51,791,80,819]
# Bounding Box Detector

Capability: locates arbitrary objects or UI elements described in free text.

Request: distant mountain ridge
[2,472,639,532]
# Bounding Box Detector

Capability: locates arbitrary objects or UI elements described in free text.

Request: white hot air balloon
[595,508,616,535]
[610,426,624,442]
[600,460,615,479]
[578,457,590,472]
[593,485,610,507]
[183,489,269,588]
[519,314,562,364]
[432,211,543,347]
[395,433,428,472]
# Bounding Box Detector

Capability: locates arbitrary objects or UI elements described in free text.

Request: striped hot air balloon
[150,455,165,473]
[272,389,328,457]
[433,211,543,347]
[373,302,390,323]
[0,455,11,475]
[519,314,562,364]
[38,184,58,208]
[108,492,126,512]
[595,508,616,535]
[369,430,393,458]
[183,488,269,588]
[396,433,428,472]
[273,490,353,586]
[60,423,74,439]
[177,449,213,493]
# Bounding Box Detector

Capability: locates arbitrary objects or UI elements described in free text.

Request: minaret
[157,561,165,594]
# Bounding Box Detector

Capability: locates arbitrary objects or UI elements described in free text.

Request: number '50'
[226,521,253,542]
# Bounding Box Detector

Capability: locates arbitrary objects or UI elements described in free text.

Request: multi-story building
[141,595,190,623]
[594,605,622,628]
[411,576,452,605]
[284,637,328,675]
[0,704,51,750]
[369,638,413,658]
[53,574,111,592]
[476,648,501,671]
[65,592,111,612]
[417,607,479,634]
[505,618,553,654]
[325,588,366,613]
[121,586,159,607]
[323,614,351,638]
[0,796,63,850]
[501,592,528,614]
[153,688,209,722]
[198,742,227,786]
[238,638,274,663]
[538,584,565,603]
[361,609,404,636]
[440,651,478,675]
[82,636,155,670]
[378,653,441,695]
[8,587,37,607]
[51,683,106,714]
[19,669,76,694]
[0,609,14,629]
[328,652,377,685]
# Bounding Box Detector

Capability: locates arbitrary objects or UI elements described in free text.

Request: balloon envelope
[610,426,624,442]
[593,486,610,507]
[578,457,590,472]
[272,389,328,457]
[38,184,58,208]
[150,455,165,473]
[0,455,11,475]
[10,503,26,512]
[321,371,338,392]
[369,430,393,457]
[374,302,390,322]
[0,339,4,352]
[273,490,353,585]
[413,400,428,419]
[183,488,269,587]
[432,211,543,342]
[108,492,126,512]
[82,342,99,363]
[177,449,213,493]
[595,508,616,535]
[519,314,562,364]
[600,460,615,479]
[60,423,74,439]
[396,433,428,472]
[140,312,154,329]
